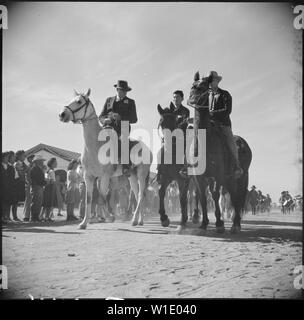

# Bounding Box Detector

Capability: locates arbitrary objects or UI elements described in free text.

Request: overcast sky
[2,2,302,200]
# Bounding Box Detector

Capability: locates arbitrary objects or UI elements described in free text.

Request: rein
[187,89,209,110]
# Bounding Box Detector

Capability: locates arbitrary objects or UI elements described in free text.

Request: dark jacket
[209,87,232,127]
[172,104,190,122]
[1,164,14,204]
[99,96,138,124]
[30,165,46,188]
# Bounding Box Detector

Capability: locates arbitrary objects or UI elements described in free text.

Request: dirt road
[1,208,302,299]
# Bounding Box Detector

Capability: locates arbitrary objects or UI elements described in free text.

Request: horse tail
[234,136,252,214]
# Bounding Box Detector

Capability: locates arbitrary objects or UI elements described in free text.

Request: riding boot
[179,165,188,179]
[179,155,189,179]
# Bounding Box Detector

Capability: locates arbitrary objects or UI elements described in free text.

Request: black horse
[187,71,252,233]
[157,103,190,231]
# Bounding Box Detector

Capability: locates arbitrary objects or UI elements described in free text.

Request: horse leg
[229,178,245,234]
[187,190,192,220]
[78,175,94,229]
[212,183,225,233]
[192,188,200,224]
[128,173,139,226]
[219,188,225,221]
[136,167,148,226]
[194,176,209,231]
[176,179,189,232]
[105,188,115,223]
[159,179,170,227]
[96,174,111,220]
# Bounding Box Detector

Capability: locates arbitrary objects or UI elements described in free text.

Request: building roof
[25,143,81,162]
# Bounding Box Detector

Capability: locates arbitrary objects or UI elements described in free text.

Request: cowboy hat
[208,71,222,82]
[114,80,132,92]
[32,154,46,162]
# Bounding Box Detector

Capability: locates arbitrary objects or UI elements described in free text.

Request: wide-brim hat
[208,71,222,82]
[32,154,46,162]
[114,80,132,92]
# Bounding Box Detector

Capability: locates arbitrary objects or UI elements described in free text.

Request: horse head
[157,102,179,132]
[187,71,210,109]
[59,89,97,123]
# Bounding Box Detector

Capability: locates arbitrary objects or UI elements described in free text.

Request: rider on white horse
[99,80,138,176]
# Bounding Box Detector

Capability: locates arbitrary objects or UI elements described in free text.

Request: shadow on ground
[3,216,302,244]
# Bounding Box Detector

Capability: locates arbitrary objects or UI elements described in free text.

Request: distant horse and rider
[279,191,295,214]
[59,71,252,234]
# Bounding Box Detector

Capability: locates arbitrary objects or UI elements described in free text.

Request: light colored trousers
[23,184,31,219]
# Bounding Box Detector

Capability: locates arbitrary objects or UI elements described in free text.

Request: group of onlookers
[1,150,84,224]
[2,150,27,222]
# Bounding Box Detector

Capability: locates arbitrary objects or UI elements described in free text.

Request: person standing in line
[29,155,47,222]
[14,150,27,217]
[54,174,64,217]
[23,154,35,222]
[43,157,57,222]
[39,164,48,221]
[66,159,79,221]
[1,152,11,224]
[7,151,20,221]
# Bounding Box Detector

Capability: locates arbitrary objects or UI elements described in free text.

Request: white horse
[59,89,152,229]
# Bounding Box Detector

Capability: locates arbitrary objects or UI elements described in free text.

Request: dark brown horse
[187,71,252,233]
[157,103,190,231]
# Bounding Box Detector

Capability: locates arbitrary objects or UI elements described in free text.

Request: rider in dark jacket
[207,71,243,179]
[157,90,190,183]
[99,80,138,176]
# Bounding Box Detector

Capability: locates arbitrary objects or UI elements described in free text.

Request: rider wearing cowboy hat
[207,71,243,179]
[99,80,138,175]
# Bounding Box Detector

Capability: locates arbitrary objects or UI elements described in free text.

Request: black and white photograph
[0,2,303,302]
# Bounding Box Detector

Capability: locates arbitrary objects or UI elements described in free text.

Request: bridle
[64,95,96,123]
[157,113,187,142]
[157,113,177,141]
[187,83,210,110]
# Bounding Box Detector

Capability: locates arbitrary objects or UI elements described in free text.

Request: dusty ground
[1,207,303,299]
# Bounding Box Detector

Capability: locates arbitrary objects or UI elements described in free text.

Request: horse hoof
[78,223,87,230]
[132,220,138,226]
[192,216,199,224]
[199,224,208,231]
[161,218,170,227]
[138,220,144,226]
[176,225,185,234]
[108,215,115,223]
[198,228,207,236]
[216,226,225,234]
[97,217,106,223]
[230,226,241,234]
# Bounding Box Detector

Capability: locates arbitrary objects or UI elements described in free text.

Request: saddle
[117,138,141,167]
